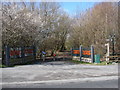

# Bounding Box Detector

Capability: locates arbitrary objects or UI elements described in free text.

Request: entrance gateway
[72,45,94,63]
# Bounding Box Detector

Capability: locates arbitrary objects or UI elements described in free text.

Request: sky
[3,1,99,16]
[60,2,98,16]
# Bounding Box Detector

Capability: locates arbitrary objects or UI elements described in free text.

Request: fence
[2,46,36,66]
[72,45,94,63]
[57,51,72,60]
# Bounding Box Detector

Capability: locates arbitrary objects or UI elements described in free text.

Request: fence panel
[3,46,36,66]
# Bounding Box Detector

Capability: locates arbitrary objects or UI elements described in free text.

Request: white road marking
[1,76,118,85]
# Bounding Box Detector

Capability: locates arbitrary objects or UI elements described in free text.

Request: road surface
[1,60,118,88]
[2,77,118,88]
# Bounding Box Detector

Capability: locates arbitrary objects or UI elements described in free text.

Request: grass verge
[69,60,112,65]
[0,64,7,68]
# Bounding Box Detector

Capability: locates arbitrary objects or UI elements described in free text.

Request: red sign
[24,49,33,54]
[10,50,21,56]
[10,49,33,56]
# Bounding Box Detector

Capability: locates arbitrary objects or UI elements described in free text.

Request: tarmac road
[2,77,118,88]
[1,60,118,88]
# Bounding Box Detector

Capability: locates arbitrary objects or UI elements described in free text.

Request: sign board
[73,50,80,54]
[72,46,94,63]
[10,47,21,58]
[3,46,36,66]
[82,48,91,58]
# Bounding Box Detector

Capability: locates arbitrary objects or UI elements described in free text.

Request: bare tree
[68,2,119,56]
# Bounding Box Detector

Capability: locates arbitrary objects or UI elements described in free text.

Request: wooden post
[5,46,10,66]
[33,46,36,60]
[63,51,65,61]
[71,48,73,60]
[21,46,25,63]
[79,45,82,61]
[105,43,110,64]
[91,45,94,63]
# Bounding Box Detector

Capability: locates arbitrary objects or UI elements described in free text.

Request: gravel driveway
[1,60,118,83]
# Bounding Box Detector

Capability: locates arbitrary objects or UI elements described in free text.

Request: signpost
[105,43,110,63]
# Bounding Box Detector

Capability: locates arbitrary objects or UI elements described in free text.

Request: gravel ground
[1,60,118,83]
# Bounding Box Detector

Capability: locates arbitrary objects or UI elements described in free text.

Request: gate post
[5,45,10,66]
[79,45,82,61]
[91,45,94,63]
[70,48,73,59]
[21,46,25,63]
[33,46,36,60]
